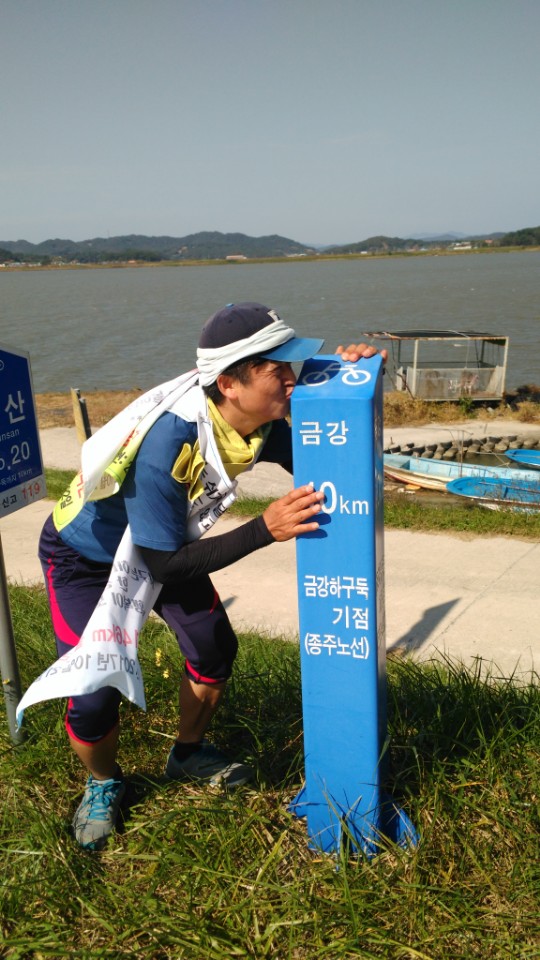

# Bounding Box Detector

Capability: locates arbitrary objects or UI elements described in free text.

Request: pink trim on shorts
[46,559,81,648]
[64,707,119,745]
[185,660,223,685]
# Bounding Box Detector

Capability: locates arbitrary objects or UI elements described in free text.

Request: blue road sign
[290,355,418,857]
[0,345,46,518]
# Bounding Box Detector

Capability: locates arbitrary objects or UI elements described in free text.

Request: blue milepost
[0,345,46,518]
[290,354,417,857]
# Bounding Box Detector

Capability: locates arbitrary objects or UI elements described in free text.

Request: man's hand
[263,483,324,541]
[336,343,388,363]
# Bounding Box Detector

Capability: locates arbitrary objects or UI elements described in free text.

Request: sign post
[290,355,417,857]
[0,344,47,743]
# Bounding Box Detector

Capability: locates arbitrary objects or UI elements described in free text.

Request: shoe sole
[165,764,253,788]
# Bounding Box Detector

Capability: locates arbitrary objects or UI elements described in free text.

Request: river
[1,251,538,393]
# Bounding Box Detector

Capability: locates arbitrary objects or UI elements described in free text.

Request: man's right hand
[262,484,324,542]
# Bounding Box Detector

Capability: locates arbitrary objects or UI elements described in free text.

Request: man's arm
[139,484,324,585]
[140,516,273,583]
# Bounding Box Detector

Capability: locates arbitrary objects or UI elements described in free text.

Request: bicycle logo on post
[300,361,372,388]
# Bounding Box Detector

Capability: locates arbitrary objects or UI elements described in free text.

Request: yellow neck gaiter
[171,398,270,501]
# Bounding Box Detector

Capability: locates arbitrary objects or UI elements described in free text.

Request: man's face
[234,360,297,428]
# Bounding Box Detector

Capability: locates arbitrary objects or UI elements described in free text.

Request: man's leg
[155,576,253,787]
[39,517,125,848]
[62,688,125,850]
[177,673,226,744]
[68,713,120,779]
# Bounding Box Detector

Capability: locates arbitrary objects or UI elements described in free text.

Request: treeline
[0,246,30,263]
[500,226,540,246]
[66,249,163,264]
[0,246,162,265]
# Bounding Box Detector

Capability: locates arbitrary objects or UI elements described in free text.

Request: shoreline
[3,245,540,273]
[34,388,540,432]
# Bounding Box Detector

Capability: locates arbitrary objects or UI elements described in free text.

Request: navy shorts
[38,516,238,743]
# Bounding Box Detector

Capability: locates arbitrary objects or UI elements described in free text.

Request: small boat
[505,448,540,470]
[446,476,540,512]
[383,453,540,492]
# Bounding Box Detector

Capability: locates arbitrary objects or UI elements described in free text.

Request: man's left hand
[336,343,388,363]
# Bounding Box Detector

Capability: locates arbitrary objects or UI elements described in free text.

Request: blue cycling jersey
[58,412,292,563]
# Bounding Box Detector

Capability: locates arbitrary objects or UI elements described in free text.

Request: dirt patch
[35,390,143,429]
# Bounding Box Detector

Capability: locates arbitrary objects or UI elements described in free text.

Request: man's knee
[65,687,122,743]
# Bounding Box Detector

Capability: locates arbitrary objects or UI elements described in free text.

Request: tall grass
[1,585,538,959]
[382,390,540,426]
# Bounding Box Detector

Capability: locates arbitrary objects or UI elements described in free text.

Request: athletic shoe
[72,772,126,851]
[165,741,253,788]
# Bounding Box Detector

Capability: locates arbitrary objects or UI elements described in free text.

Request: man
[38,301,384,850]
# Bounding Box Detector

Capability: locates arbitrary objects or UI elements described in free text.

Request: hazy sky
[3,0,539,245]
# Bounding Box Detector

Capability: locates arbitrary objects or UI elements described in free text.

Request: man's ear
[216,372,239,401]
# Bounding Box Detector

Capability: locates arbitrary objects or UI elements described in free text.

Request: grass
[382,389,540,427]
[232,492,540,539]
[382,492,540,538]
[44,469,540,540]
[44,468,77,501]
[1,584,538,959]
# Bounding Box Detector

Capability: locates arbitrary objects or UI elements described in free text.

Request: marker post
[0,344,47,743]
[290,355,417,857]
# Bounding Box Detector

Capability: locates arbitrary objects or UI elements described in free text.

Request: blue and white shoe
[72,772,126,850]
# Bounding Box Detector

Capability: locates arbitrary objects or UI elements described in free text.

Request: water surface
[2,252,538,393]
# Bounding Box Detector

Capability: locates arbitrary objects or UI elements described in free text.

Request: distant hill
[1,226,537,265]
[411,232,467,242]
[325,235,422,255]
[408,231,506,242]
[325,231,509,255]
[0,232,313,263]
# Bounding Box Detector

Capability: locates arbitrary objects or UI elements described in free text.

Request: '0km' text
[319,481,369,516]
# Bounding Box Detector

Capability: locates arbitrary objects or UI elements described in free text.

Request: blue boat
[383,453,540,492]
[505,448,540,470]
[446,476,540,512]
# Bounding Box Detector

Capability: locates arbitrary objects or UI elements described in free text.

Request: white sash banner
[80,369,200,502]
[16,376,248,729]
[16,530,161,719]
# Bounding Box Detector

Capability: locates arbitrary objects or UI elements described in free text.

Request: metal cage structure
[362,329,509,402]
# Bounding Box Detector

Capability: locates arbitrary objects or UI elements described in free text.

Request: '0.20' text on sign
[0,345,46,518]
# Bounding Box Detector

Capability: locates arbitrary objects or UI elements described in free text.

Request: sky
[2,0,540,246]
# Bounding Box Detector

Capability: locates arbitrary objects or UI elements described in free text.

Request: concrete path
[2,421,539,680]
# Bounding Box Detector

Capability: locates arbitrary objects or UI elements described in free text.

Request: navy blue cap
[198,302,324,361]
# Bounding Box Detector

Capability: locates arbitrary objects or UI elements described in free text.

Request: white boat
[383,453,540,492]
